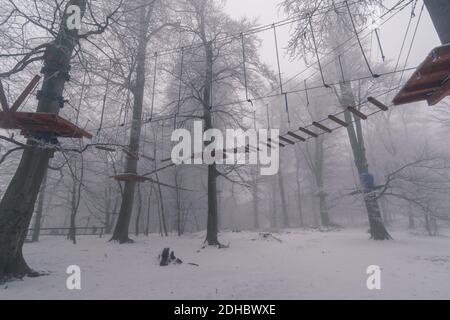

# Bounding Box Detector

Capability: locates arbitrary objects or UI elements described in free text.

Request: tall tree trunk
[201,38,221,246]
[68,155,84,245]
[0,0,87,281]
[135,184,143,236]
[155,173,168,237]
[314,137,330,227]
[145,187,153,236]
[104,186,112,234]
[111,2,153,243]
[175,170,182,236]
[294,151,304,227]
[424,0,450,45]
[407,202,415,229]
[251,171,260,230]
[31,170,48,243]
[277,167,290,228]
[155,185,163,236]
[339,82,391,240]
[270,177,278,230]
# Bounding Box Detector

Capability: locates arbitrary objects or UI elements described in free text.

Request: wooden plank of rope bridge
[268,138,285,148]
[287,131,306,142]
[246,144,260,152]
[328,115,349,127]
[298,127,318,138]
[312,121,332,133]
[112,173,149,183]
[347,107,368,120]
[279,136,295,145]
[368,97,389,111]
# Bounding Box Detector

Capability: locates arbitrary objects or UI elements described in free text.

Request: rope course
[265,0,413,98]
[272,91,397,151]
[0,0,427,181]
[110,0,414,130]
[67,0,414,137]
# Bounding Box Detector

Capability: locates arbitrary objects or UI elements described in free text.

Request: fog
[1,0,450,300]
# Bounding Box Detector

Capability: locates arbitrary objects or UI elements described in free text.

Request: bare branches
[0,147,24,165]
[0,0,125,78]
[79,0,124,39]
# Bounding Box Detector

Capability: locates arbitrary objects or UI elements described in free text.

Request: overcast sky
[224,0,441,80]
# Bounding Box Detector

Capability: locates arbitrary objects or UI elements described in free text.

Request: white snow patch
[1,229,450,300]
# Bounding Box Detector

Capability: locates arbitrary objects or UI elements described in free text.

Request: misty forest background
[1,0,450,280]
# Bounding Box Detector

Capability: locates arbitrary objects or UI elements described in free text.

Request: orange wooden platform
[112,173,149,183]
[393,44,450,106]
[0,112,92,139]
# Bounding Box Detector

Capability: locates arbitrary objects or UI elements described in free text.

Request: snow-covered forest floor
[1,228,450,300]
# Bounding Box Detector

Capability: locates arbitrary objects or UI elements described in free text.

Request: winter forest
[1,0,450,300]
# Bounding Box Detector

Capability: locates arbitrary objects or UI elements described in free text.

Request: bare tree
[0,0,123,281]
[282,0,391,239]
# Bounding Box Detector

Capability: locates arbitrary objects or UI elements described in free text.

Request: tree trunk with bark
[202,40,220,246]
[155,173,168,237]
[277,167,290,228]
[145,187,153,236]
[270,177,278,230]
[314,136,330,227]
[135,184,143,236]
[339,82,391,240]
[31,171,48,243]
[251,170,260,230]
[424,0,450,44]
[175,170,183,236]
[0,0,87,281]
[111,2,153,243]
[294,150,304,227]
[68,155,84,245]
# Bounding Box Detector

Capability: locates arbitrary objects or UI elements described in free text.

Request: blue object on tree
[361,172,375,190]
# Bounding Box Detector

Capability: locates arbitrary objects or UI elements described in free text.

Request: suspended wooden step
[112,173,149,183]
[328,115,349,127]
[268,138,284,148]
[312,121,332,133]
[0,112,93,139]
[347,107,367,120]
[298,127,318,138]
[287,131,306,142]
[368,97,389,111]
[393,44,450,106]
[279,136,295,145]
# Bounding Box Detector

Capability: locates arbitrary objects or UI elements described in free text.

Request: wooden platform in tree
[112,173,149,183]
[393,44,450,106]
[0,112,92,139]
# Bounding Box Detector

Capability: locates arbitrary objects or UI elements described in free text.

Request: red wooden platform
[0,112,92,139]
[112,173,149,183]
[393,44,450,106]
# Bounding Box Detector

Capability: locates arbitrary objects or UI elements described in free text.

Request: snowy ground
[1,228,450,300]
